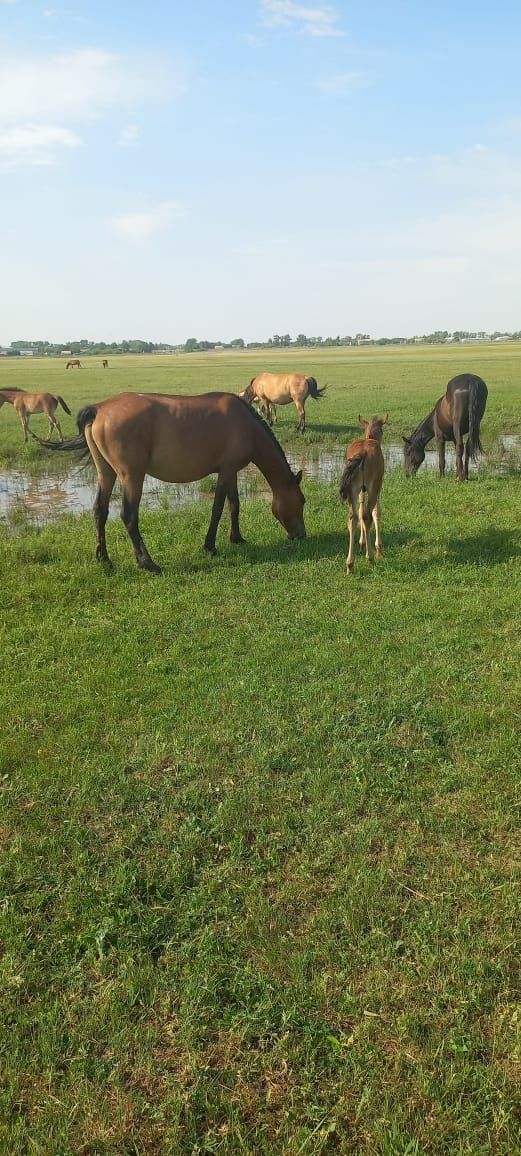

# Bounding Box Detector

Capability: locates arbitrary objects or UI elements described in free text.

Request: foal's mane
[237,395,295,478]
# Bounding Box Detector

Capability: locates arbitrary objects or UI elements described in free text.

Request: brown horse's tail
[57,395,72,415]
[31,403,98,454]
[340,453,366,502]
[306,377,326,399]
[467,378,487,461]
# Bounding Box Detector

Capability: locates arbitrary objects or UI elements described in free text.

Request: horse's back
[253,372,307,403]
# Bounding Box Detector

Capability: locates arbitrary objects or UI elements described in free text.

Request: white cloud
[260,1,344,38]
[110,201,184,244]
[119,123,140,146]
[0,48,183,125]
[0,123,80,165]
[316,71,367,95]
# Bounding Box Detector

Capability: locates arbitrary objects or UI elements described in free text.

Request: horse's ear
[358,413,367,427]
[294,469,303,484]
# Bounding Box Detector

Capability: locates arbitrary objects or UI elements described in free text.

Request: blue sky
[2,0,521,342]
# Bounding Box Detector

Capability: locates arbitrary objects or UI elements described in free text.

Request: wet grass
[1,464,521,1153]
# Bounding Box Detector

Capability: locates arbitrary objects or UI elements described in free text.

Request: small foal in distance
[340,414,388,574]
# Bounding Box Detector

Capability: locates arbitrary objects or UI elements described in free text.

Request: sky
[2,0,521,343]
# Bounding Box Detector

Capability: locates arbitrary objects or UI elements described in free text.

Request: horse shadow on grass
[445,528,521,566]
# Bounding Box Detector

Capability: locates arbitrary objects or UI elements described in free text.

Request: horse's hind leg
[454,423,465,481]
[121,477,161,573]
[372,499,383,559]
[464,438,470,480]
[346,487,360,575]
[204,474,228,555]
[19,411,28,443]
[296,401,305,433]
[226,474,246,544]
[358,490,366,551]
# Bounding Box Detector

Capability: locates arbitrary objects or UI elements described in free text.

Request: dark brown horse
[0,387,71,442]
[102,359,109,369]
[403,374,488,480]
[240,372,325,432]
[38,392,306,572]
[66,359,81,369]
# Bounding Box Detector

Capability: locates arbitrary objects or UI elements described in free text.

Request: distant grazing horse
[66,359,81,369]
[37,392,306,572]
[0,387,71,442]
[403,373,488,480]
[240,372,325,432]
[102,359,109,369]
[340,414,388,574]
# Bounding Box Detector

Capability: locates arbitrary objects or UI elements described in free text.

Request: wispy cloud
[119,123,140,146]
[110,201,184,244]
[316,71,367,96]
[260,1,344,38]
[0,123,80,166]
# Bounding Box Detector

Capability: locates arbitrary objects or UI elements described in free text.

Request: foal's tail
[306,377,326,399]
[467,379,486,461]
[57,395,72,415]
[340,453,366,502]
[31,403,98,455]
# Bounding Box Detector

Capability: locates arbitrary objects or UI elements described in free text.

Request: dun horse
[66,359,81,369]
[0,387,71,442]
[340,415,388,575]
[38,392,306,572]
[240,372,325,432]
[403,373,488,480]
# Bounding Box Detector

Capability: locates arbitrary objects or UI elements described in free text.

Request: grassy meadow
[0,346,520,1153]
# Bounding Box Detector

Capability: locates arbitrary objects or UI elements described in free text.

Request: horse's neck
[252,425,292,492]
[412,410,435,447]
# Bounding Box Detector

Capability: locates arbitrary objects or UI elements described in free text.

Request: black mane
[236,395,295,478]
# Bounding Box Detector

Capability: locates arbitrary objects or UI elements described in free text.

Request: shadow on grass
[446,528,521,565]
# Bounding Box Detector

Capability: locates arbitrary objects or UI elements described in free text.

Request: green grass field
[1,347,520,1153]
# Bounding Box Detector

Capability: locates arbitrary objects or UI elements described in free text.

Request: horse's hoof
[204,543,217,556]
[139,559,162,574]
[231,535,246,545]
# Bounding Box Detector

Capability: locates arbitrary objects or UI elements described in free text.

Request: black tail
[306,377,326,399]
[31,403,98,453]
[57,395,72,415]
[340,453,366,502]
[467,379,487,461]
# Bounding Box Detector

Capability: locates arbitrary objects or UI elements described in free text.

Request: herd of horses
[0,370,488,574]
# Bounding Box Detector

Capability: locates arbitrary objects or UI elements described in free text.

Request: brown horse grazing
[0,387,71,442]
[403,373,488,480]
[340,414,388,575]
[240,372,325,432]
[66,359,81,369]
[38,392,306,572]
[102,359,109,368]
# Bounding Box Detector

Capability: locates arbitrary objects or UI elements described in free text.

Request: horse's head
[239,383,256,404]
[402,435,425,476]
[271,469,306,539]
[359,413,389,442]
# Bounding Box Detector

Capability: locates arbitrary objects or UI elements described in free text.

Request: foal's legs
[346,483,362,574]
[372,498,383,559]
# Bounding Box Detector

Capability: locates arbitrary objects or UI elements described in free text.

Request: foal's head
[359,413,389,442]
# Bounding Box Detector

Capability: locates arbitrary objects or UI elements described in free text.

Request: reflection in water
[0,435,519,524]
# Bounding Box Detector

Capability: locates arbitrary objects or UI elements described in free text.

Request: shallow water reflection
[0,436,518,524]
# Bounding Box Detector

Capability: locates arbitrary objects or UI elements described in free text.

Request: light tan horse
[0,387,71,442]
[339,414,388,574]
[38,392,306,572]
[240,372,325,432]
[66,359,81,369]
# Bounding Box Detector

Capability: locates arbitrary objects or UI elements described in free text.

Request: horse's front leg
[437,437,446,478]
[226,474,246,544]
[204,475,228,555]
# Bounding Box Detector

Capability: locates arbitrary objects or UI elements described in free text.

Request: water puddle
[0,436,518,524]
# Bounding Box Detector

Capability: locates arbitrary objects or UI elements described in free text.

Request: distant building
[19,349,34,357]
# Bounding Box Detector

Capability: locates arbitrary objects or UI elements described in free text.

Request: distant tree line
[1,329,520,356]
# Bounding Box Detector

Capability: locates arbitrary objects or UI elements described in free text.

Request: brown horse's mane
[237,395,295,478]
